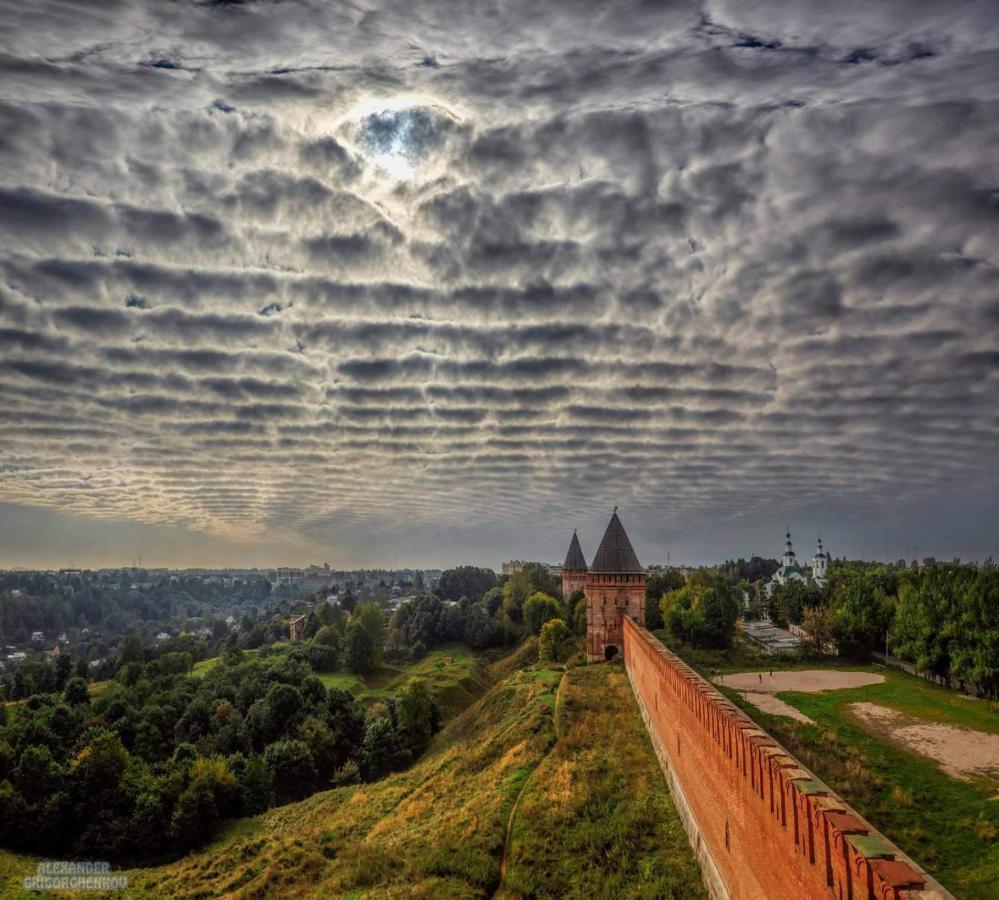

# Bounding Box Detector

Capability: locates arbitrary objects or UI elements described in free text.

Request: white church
[764,531,830,597]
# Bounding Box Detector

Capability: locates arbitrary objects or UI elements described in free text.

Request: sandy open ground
[850,702,999,782]
[714,670,886,725]
[718,670,885,693]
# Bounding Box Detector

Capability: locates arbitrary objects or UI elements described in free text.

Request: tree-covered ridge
[0,644,446,863]
[0,562,550,864]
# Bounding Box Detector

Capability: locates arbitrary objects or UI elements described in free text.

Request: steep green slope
[499,664,706,899]
[0,653,704,898]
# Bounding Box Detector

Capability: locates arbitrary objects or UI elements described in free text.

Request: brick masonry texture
[584,572,645,663]
[621,616,951,900]
[561,569,587,604]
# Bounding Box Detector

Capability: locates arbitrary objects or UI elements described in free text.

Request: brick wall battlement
[621,615,951,900]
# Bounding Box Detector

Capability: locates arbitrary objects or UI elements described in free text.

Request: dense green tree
[344,621,378,674]
[828,568,895,660]
[661,571,739,649]
[266,683,305,731]
[352,602,385,666]
[395,680,438,756]
[523,592,562,635]
[12,670,34,701]
[235,753,273,814]
[436,566,498,603]
[891,563,999,695]
[54,654,73,690]
[644,570,685,630]
[314,624,340,647]
[62,676,89,706]
[119,633,144,665]
[264,739,316,804]
[502,563,560,621]
[538,618,571,663]
[360,711,405,780]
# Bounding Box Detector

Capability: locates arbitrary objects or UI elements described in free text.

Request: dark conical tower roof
[589,509,642,573]
[563,530,588,572]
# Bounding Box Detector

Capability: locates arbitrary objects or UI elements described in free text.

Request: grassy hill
[0,650,704,898]
[191,643,489,718]
[313,645,491,718]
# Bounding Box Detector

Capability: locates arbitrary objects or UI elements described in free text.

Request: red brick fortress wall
[621,616,949,900]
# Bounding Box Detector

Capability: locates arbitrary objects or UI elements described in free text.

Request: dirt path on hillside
[850,702,999,782]
[493,670,567,897]
[742,692,816,723]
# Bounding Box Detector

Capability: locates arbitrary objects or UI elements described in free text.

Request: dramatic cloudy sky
[1,0,997,569]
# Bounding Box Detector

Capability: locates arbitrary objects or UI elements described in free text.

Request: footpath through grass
[499,662,706,900]
[668,636,998,900]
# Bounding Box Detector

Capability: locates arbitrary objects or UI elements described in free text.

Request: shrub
[538,619,571,663]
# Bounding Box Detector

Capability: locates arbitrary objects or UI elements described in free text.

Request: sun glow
[344,95,456,181]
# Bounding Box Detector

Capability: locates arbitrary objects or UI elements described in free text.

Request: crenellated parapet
[620,615,950,900]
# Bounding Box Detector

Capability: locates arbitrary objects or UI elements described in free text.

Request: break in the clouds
[0,0,997,568]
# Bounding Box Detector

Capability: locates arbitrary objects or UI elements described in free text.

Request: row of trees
[745,559,998,697]
[809,561,998,696]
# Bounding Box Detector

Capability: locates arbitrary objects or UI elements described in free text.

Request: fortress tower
[560,529,588,601]
[585,509,646,663]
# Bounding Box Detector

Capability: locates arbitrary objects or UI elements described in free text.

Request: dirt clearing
[719,670,884,693]
[850,702,999,782]
[714,670,885,725]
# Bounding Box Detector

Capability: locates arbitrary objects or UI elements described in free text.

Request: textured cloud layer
[0,0,997,566]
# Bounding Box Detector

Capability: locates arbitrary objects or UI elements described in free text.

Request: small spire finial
[614,505,618,514]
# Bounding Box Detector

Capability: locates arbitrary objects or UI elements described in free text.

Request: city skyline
[1,1,997,569]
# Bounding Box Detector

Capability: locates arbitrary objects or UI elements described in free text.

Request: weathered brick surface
[585,572,645,662]
[621,616,949,900]
[561,570,587,603]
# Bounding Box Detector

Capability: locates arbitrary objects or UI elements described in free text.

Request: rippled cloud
[0,0,997,567]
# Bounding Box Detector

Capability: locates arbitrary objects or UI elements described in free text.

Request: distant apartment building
[502,560,560,576]
[273,567,305,586]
